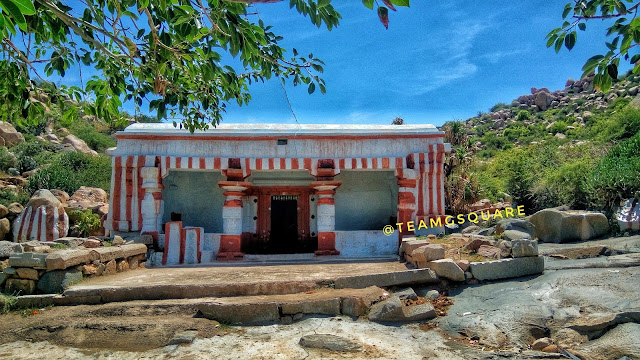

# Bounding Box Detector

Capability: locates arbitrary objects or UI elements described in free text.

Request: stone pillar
[140,166,163,246]
[311,181,341,256]
[397,169,418,238]
[218,181,251,260]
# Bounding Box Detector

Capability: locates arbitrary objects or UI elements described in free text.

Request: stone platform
[23,261,438,305]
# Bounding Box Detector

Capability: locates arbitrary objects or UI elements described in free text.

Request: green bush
[0,188,30,207]
[490,103,509,112]
[10,140,54,173]
[69,123,116,152]
[549,121,568,134]
[503,125,530,142]
[585,132,640,212]
[589,106,640,141]
[0,147,18,172]
[27,152,111,195]
[516,110,531,121]
[69,209,102,237]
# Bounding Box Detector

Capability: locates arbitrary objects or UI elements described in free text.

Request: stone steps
[14,267,439,307]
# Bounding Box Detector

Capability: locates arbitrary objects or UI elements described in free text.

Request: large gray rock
[470,257,544,281]
[402,303,437,321]
[197,302,280,324]
[535,91,552,111]
[512,239,538,257]
[368,296,405,322]
[529,209,609,243]
[8,252,47,269]
[299,334,363,352]
[0,241,23,258]
[62,135,98,156]
[411,244,445,262]
[501,230,531,241]
[427,258,465,281]
[0,122,25,147]
[37,269,83,294]
[281,298,340,316]
[334,269,438,289]
[5,278,36,295]
[576,323,640,360]
[0,218,10,240]
[496,218,536,239]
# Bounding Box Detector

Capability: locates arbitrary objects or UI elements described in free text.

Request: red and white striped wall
[13,204,69,242]
[107,151,448,233]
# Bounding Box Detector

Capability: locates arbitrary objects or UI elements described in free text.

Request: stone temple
[105,123,451,265]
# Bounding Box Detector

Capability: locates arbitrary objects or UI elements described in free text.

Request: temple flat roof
[120,123,442,137]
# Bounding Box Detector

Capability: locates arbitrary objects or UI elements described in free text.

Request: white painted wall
[335,231,399,257]
[161,170,225,233]
[334,170,398,231]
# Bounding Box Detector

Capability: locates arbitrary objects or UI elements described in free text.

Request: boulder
[83,239,101,248]
[529,209,609,243]
[402,303,437,321]
[62,135,98,156]
[49,190,70,203]
[0,204,8,218]
[0,218,10,240]
[5,278,36,295]
[70,186,108,203]
[37,269,83,293]
[427,259,465,281]
[368,296,405,322]
[411,244,445,263]
[0,122,25,147]
[470,257,544,281]
[501,229,532,241]
[512,239,538,257]
[477,245,501,259]
[465,237,495,251]
[495,219,536,239]
[535,91,552,111]
[0,240,23,258]
[393,287,418,301]
[299,334,363,352]
[16,267,39,280]
[7,203,23,219]
[532,337,553,351]
[13,189,69,242]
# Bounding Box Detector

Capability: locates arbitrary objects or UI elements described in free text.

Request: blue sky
[38,0,618,127]
[219,0,616,126]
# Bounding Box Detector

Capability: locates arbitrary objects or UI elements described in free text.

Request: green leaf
[554,37,564,53]
[607,63,619,79]
[362,0,374,10]
[9,0,34,15]
[0,0,26,29]
[564,31,576,50]
[578,22,586,31]
[318,0,330,7]
[562,3,572,18]
[308,82,315,94]
[390,0,409,6]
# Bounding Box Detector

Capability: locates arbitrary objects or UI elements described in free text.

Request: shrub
[490,103,509,112]
[585,132,640,212]
[0,147,18,172]
[0,188,30,207]
[549,121,568,134]
[10,140,53,173]
[503,125,530,142]
[589,106,640,141]
[516,110,531,121]
[69,209,102,237]
[27,152,111,195]
[69,123,116,152]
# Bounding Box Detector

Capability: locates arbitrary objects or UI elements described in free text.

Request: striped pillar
[311,181,341,256]
[140,166,163,246]
[217,181,251,260]
[397,168,418,238]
